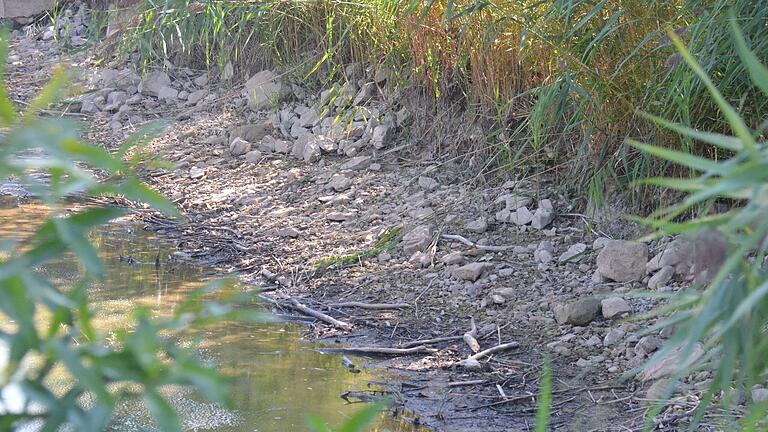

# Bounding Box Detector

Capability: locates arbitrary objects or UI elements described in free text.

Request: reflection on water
[0,197,425,432]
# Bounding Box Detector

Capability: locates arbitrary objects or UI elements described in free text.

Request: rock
[508,206,534,226]
[418,176,439,190]
[229,137,251,156]
[298,107,321,127]
[496,194,531,210]
[465,218,488,234]
[601,297,631,319]
[353,82,377,105]
[441,252,465,265]
[401,225,433,255]
[328,174,352,192]
[273,139,291,154]
[157,85,179,100]
[232,121,274,143]
[104,91,127,111]
[646,379,673,401]
[648,265,675,290]
[752,387,768,403]
[340,156,371,171]
[553,298,600,326]
[638,343,704,381]
[79,97,99,114]
[636,336,663,357]
[461,358,482,371]
[189,166,205,179]
[409,251,431,268]
[596,240,648,282]
[593,237,611,250]
[327,211,356,222]
[558,243,587,263]
[491,294,506,304]
[244,150,262,163]
[138,71,172,97]
[603,328,626,345]
[193,74,209,86]
[244,70,285,110]
[453,262,489,282]
[302,136,322,163]
[187,89,208,105]
[531,205,554,229]
[371,124,392,149]
[647,238,692,275]
[177,90,189,101]
[276,227,301,238]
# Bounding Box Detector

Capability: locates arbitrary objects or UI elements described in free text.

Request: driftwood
[463,317,480,353]
[398,335,464,349]
[319,345,437,356]
[329,302,411,310]
[457,341,520,367]
[287,298,352,330]
[441,234,515,252]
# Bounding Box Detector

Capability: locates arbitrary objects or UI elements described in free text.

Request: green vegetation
[0,29,252,430]
[313,227,402,270]
[113,0,766,204]
[632,20,768,429]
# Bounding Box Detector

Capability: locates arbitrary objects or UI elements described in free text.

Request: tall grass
[112,0,767,204]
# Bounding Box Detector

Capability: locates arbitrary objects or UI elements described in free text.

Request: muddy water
[1,197,425,432]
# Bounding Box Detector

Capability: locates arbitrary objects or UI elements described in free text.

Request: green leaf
[22,65,69,122]
[118,120,168,159]
[305,415,333,432]
[638,112,743,152]
[120,177,182,219]
[144,390,181,432]
[50,339,112,404]
[337,400,388,432]
[628,139,727,175]
[535,359,552,432]
[60,138,121,172]
[0,27,17,125]
[729,12,768,96]
[53,217,103,276]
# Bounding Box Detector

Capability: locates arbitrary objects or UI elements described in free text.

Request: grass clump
[313,227,402,270]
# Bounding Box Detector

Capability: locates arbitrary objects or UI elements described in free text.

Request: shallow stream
[0,197,425,432]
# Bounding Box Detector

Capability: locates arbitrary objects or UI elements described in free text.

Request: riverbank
[3,13,721,431]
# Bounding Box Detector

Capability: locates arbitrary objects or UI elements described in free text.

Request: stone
[461,358,482,371]
[157,85,179,100]
[648,265,675,290]
[340,156,371,171]
[104,91,127,111]
[465,218,488,234]
[646,379,673,401]
[508,206,534,226]
[327,211,356,222]
[558,243,587,263]
[531,206,554,230]
[189,166,205,179]
[1,0,56,19]
[244,70,285,110]
[647,238,692,275]
[593,237,611,250]
[298,107,321,127]
[596,240,648,282]
[401,225,433,255]
[752,387,768,403]
[371,124,392,149]
[276,227,301,238]
[409,251,431,268]
[229,137,251,156]
[232,121,274,143]
[638,343,704,381]
[328,174,352,192]
[193,74,209,86]
[603,328,626,346]
[495,194,531,210]
[453,262,489,282]
[601,297,631,319]
[302,137,322,163]
[244,150,262,163]
[418,176,439,191]
[273,140,292,154]
[553,298,601,326]
[138,71,172,97]
[636,336,663,357]
[441,252,465,265]
[187,89,208,105]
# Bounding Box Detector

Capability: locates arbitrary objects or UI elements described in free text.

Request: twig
[287,298,352,330]
[447,380,487,388]
[318,345,437,356]
[457,341,520,366]
[441,234,515,252]
[329,302,411,310]
[398,335,464,349]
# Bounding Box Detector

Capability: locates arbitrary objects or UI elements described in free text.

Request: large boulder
[596,240,648,282]
[243,70,286,110]
[138,71,172,97]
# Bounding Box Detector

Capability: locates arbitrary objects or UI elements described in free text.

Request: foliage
[535,359,552,432]
[0,29,250,430]
[631,17,768,430]
[313,227,401,270]
[306,400,389,432]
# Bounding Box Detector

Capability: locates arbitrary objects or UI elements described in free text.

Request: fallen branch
[287,298,352,330]
[398,335,464,349]
[441,234,515,252]
[329,302,411,310]
[463,317,480,353]
[319,345,437,356]
[447,380,486,388]
[457,341,520,367]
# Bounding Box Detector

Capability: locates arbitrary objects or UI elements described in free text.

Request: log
[457,341,520,367]
[398,335,464,349]
[441,234,515,252]
[319,345,437,356]
[329,302,411,310]
[287,298,352,330]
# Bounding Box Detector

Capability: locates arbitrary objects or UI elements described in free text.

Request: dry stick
[329,302,411,310]
[463,317,480,353]
[286,298,352,330]
[458,341,520,366]
[398,335,464,349]
[447,380,487,388]
[318,345,437,356]
[441,234,516,252]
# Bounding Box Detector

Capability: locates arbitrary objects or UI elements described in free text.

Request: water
[0,197,426,432]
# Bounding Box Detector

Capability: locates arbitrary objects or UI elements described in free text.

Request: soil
[3,15,717,432]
